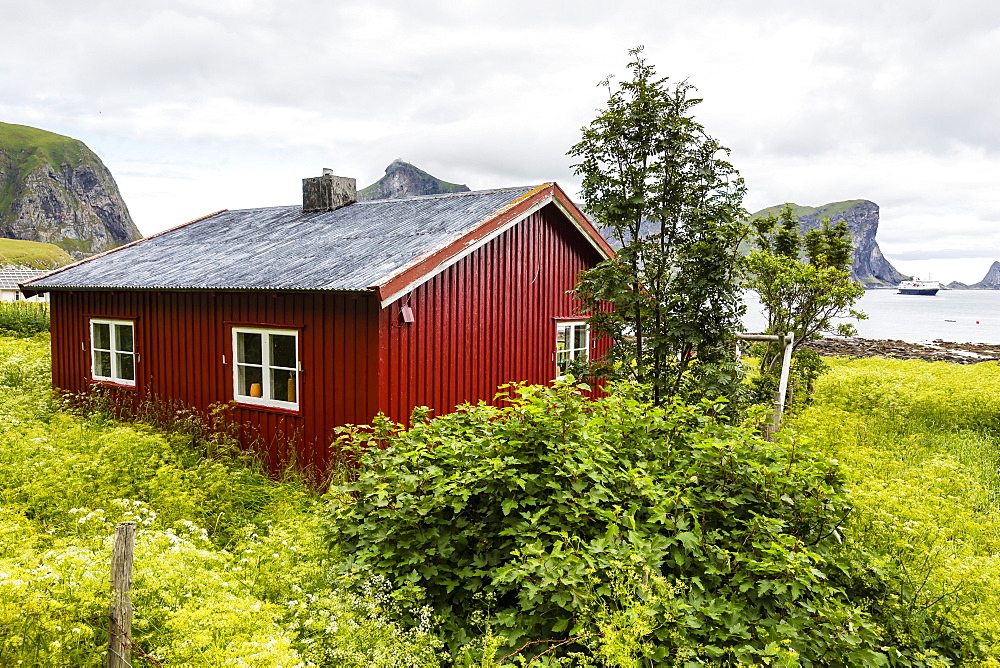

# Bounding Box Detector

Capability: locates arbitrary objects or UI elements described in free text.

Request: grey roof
[0,267,48,290]
[25,186,539,293]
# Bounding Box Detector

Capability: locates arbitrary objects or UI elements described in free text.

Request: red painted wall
[49,290,380,473]
[378,203,608,423]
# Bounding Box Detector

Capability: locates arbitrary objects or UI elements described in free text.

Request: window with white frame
[555,321,589,378]
[232,327,299,409]
[90,319,136,386]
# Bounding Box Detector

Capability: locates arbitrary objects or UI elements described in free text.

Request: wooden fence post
[735,331,796,441]
[108,521,136,668]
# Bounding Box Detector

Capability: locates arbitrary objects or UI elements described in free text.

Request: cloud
[890,249,1000,261]
[2,0,999,282]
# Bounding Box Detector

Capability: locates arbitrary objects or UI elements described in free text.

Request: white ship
[897,279,940,296]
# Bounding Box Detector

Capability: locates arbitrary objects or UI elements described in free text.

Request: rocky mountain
[358,159,470,200]
[749,199,906,288]
[0,122,141,257]
[947,261,1000,290]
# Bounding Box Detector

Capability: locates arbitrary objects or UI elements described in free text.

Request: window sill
[230,400,302,417]
[89,379,138,391]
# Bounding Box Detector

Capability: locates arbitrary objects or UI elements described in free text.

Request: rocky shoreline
[803,337,1000,364]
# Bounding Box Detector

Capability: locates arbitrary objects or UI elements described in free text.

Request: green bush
[0,301,49,335]
[326,381,884,665]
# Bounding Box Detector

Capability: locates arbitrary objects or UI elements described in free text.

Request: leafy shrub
[0,301,49,335]
[327,381,884,664]
[289,574,446,667]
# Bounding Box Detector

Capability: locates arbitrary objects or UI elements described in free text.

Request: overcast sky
[2,0,998,282]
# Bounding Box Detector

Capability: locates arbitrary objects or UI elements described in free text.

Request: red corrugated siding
[378,203,608,423]
[49,290,379,475]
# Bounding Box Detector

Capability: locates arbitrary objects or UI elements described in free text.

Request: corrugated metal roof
[25,186,539,292]
[0,267,48,290]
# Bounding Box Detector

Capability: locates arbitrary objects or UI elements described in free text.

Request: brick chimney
[303,168,357,212]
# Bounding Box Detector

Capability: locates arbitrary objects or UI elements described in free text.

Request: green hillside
[749,199,868,221]
[0,121,141,256]
[0,122,90,172]
[0,238,72,269]
[0,122,94,214]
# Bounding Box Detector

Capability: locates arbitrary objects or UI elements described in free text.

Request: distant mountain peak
[358,160,470,201]
[0,121,141,257]
[748,199,905,288]
[949,260,1000,290]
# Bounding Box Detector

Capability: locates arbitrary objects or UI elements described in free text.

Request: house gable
[377,201,608,423]
[375,182,613,307]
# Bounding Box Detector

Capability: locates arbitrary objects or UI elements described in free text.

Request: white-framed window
[90,319,136,386]
[556,321,589,379]
[232,327,300,410]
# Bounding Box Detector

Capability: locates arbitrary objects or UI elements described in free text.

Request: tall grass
[791,357,1000,662]
[0,335,445,666]
[0,301,49,335]
[0,238,72,268]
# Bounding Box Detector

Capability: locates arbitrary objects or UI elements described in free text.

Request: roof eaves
[22,284,375,294]
[20,209,229,295]
[548,184,616,259]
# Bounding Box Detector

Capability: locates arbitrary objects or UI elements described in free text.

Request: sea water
[744,289,1000,344]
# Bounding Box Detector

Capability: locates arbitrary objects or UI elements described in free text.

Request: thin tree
[570,47,748,405]
[745,205,866,402]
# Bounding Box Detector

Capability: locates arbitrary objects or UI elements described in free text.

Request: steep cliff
[0,122,141,256]
[948,261,1000,290]
[749,199,906,288]
[358,160,470,200]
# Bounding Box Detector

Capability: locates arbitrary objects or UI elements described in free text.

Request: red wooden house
[22,171,614,474]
